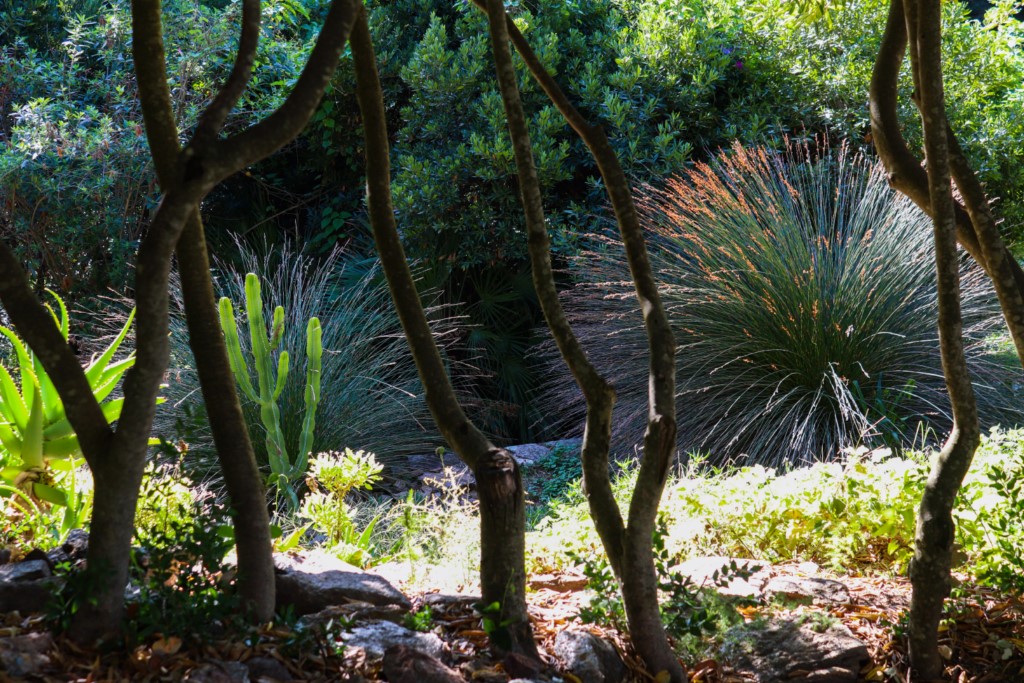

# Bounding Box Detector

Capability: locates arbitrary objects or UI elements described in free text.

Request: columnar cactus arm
[218,298,259,402]
[294,317,322,478]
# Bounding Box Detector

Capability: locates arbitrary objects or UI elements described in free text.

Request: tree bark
[349,7,537,659]
[869,0,1024,363]
[131,0,275,622]
[902,0,981,678]
[475,3,683,679]
[0,0,360,643]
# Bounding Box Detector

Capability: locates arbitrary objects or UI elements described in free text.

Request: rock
[342,619,446,661]
[381,644,464,683]
[185,661,251,683]
[553,629,626,683]
[506,443,551,466]
[45,529,91,569]
[244,655,293,682]
[720,617,869,683]
[504,652,544,679]
[295,602,407,629]
[0,548,10,565]
[274,550,411,616]
[673,557,769,598]
[0,559,51,582]
[0,560,58,614]
[0,579,58,614]
[0,632,54,678]
[764,576,850,604]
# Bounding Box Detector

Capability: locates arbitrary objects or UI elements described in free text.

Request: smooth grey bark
[132,0,274,622]
[0,0,359,643]
[348,6,537,659]
[872,0,982,678]
[474,2,683,679]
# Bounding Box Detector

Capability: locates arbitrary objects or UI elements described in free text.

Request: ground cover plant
[539,143,1023,468]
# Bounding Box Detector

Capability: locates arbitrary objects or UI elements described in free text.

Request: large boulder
[721,617,869,683]
[553,629,626,683]
[274,550,411,616]
[0,560,59,615]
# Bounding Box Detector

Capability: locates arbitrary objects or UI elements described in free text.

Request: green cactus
[219,273,322,509]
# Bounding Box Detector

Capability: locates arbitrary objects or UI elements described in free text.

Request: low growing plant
[0,292,134,541]
[299,448,383,567]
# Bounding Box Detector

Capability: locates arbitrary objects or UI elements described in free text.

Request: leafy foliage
[570,516,747,648]
[299,448,383,567]
[540,144,1022,467]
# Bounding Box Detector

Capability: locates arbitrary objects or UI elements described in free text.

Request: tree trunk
[870,0,1024,365]
[902,0,981,678]
[477,2,683,679]
[177,212,276,621]
[349,7,537,658]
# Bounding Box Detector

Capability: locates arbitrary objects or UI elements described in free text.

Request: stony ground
[1,557,1022,683]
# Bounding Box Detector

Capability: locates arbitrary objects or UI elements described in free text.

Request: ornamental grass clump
[541,143,1022,468]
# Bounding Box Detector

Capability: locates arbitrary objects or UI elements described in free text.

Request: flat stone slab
[721,617,869,683]
[765,576,851,604]
[274,550,411,616]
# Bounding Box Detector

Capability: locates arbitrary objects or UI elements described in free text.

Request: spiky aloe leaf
[32,482,67,507]
[84,308,135,385]
[0,423,21,458]
[0,365,28,432]
[20,385,44,470]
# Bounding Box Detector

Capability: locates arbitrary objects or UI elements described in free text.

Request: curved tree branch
[902,0,981,677]
[0,246,112,460]
[480,2,681,679]
[132,0,275,622]
[216,0,360,174]
[192,0,261,146]
[869,0,1024,301]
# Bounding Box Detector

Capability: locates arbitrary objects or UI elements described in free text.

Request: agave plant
[0,292,135,512]
[539,143,1023,468]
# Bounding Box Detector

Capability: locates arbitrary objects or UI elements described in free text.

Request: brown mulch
[0,571,1022,682]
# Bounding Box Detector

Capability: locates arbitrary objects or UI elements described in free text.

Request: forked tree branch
[869,0,1024,300]
[217,0,360,174]
[192,0,261,146]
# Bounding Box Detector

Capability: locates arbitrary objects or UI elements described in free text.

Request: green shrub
[299,448,383,567]
[540,143,1022,467]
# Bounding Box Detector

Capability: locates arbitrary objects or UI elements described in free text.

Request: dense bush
[539,144,1023,467]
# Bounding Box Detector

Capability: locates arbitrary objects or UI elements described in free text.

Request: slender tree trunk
[870,0,1024,364]
[477,2,683,679]
[177,212,275,620]
[349,7,537,658]
[902,0,981,678]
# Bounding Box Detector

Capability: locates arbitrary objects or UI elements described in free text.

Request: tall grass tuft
[538,143,1022,468]
[156,243,463,484]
